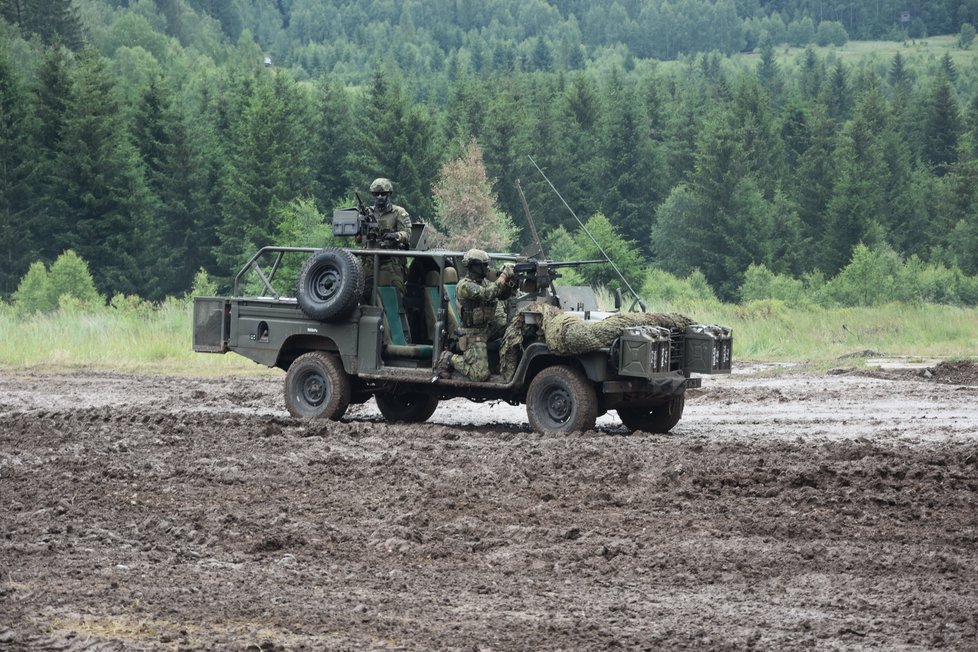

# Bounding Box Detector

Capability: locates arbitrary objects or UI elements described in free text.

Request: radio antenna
[527,155,645,310]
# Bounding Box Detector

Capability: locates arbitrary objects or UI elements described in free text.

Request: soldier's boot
[433,350,454,381]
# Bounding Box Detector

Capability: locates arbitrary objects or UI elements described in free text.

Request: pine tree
[310,74,354,210]
[216,70,314,271]
[0,43,36,297]
[823,60,852,122]
[57,50,155,296]
[597,72,657,252]
[921,75,963,176]
[131,76,201,298]
[1,0,83,48]
[30,43,74,263]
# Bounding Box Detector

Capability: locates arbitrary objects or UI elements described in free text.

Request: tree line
[1,1,978,305]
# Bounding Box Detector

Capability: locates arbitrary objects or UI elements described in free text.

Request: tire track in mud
[1,371,977,650]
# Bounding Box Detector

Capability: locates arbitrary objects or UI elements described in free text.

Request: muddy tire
[285,351,351,420]
[375,392,439,423]
[618,396,685,433]
[296,248,364,322]
[526,365,598,434]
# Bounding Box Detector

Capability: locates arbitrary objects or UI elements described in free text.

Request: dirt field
[2,363,977,651]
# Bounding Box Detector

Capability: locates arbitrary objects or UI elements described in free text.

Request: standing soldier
[435,249,515,382]
[359,177,412,298]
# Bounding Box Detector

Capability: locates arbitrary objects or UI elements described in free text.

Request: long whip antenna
[527,155,645,309]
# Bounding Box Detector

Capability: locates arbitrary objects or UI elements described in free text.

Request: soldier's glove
[382,232,401,245]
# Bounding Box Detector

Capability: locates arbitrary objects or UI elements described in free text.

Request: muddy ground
[1,363,977,651]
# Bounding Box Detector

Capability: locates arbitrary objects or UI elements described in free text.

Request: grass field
[1,298,974,375]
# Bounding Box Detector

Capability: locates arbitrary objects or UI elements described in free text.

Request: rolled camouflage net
[499,303,696,380]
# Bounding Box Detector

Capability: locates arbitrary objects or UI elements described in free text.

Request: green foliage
[642,268,718,306]
[47,250,103,309]
[740,245,978,308]
[3,1,978,312]
[566,213,645,292]
[816,21,849,47]
[191,267,218,297]
[12,262,53,314]
[431,139,518,251]
[959,23,976,49]
[13,251,102,314]
[739,264,807,304]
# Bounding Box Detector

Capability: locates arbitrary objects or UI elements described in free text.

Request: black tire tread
[526,365,598,434]
[296,248,364,322]
[284,351,351,420]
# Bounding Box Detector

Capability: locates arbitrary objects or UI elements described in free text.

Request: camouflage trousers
[449,321,505,382]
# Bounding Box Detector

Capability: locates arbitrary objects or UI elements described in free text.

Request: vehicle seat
[423,270,441,343]
[378,270,431,359]
[442,266,461,333]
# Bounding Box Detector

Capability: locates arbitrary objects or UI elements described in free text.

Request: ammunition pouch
[456,328,486,352]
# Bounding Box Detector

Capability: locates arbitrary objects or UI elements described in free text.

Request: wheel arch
[275,334,343,372]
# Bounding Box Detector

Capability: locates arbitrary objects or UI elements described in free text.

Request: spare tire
[296,248,364,321]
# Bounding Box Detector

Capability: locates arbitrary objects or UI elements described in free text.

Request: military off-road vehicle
[193,212,732,434]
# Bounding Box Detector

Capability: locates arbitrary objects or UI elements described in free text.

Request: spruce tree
[57,50,156,296]
[921,75,963,176]
[0,43,36,297]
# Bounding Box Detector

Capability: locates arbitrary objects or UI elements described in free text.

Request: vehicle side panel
[229,299,359,369]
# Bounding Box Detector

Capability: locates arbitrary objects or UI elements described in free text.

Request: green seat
[378,285,432,359]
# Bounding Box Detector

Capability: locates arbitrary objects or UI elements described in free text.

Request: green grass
[0,300,271,376]
[652,299,978,363]
[1,298,974,375]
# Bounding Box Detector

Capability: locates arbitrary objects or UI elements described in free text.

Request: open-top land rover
[193,216,731,434]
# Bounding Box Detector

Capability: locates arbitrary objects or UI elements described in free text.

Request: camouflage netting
[499,303,695,380]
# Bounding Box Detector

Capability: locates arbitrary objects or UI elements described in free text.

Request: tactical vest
[458,279,496,328]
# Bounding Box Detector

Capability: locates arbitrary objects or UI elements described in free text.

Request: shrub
[13,261,54,314]
[191,267,219,297]
[959,23,976,49]
[47,251,102,309]
[787,17,815,47]
[13,251,103,315]
[642,268,718,305]
[823,244,902,306]
[738,264,807,304]
[816,21,848,47]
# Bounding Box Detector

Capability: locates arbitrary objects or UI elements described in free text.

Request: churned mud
[1,364,977,650]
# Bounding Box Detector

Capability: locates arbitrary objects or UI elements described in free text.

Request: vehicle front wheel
[526,365,598,434]
[375,392,439,423]
[617,396,685,433]
[285,351,351,420]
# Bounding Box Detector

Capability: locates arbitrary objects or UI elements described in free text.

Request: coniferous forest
[2,0,978,304]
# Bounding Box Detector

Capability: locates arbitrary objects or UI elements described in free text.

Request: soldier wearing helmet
[360,177,412,297]
[435,249,516,382]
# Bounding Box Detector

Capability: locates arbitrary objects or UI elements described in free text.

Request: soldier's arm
[394,207,411,246]
[458,278,506,303]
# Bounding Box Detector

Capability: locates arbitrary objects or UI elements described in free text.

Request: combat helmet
[461,249,490,268]
[369,178,393,194]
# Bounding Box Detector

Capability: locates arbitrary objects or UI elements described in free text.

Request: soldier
[359,177,412,298]
[435,249,515,382]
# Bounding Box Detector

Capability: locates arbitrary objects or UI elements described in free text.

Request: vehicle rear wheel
[296,247,364,321]
[617,396,685,433]
[285,351,351,420]
[375,392,439,423]
[526,365,598,434]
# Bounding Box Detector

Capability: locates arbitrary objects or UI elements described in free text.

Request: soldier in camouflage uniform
[359,178,412,299]
[435,249,515,382]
